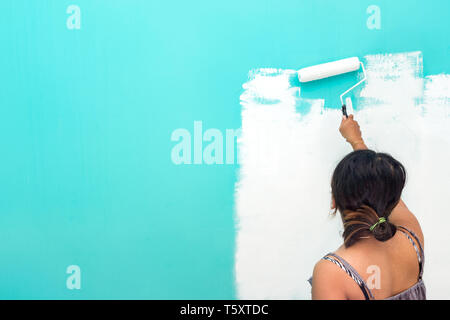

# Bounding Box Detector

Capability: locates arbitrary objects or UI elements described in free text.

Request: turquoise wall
[0,0,448,299]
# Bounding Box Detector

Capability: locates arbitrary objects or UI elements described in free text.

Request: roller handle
[342,104,348,118]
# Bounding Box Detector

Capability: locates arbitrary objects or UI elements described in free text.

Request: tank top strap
[322,253,374,300]
[397,225,425,279]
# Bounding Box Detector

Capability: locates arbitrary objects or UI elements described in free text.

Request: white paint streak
[235,51,450,299]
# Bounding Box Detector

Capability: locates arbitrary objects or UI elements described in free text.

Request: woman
[311,114,426,300]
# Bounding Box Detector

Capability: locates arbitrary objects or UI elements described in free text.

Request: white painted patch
[235,51,450,299]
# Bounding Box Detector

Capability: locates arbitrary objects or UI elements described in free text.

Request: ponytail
[342,205,397,247]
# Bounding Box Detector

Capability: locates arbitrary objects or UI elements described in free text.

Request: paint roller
[297,57,367,117]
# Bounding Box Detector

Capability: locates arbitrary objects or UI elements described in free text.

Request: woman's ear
[331,197,336,209]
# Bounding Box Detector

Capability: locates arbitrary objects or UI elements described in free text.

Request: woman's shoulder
[313,248,355,287]
[311,256,348,299]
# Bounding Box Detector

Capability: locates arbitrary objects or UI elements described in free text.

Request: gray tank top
[308,225,426,300]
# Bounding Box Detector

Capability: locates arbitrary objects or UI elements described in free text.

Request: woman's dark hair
[331,149,406,247]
